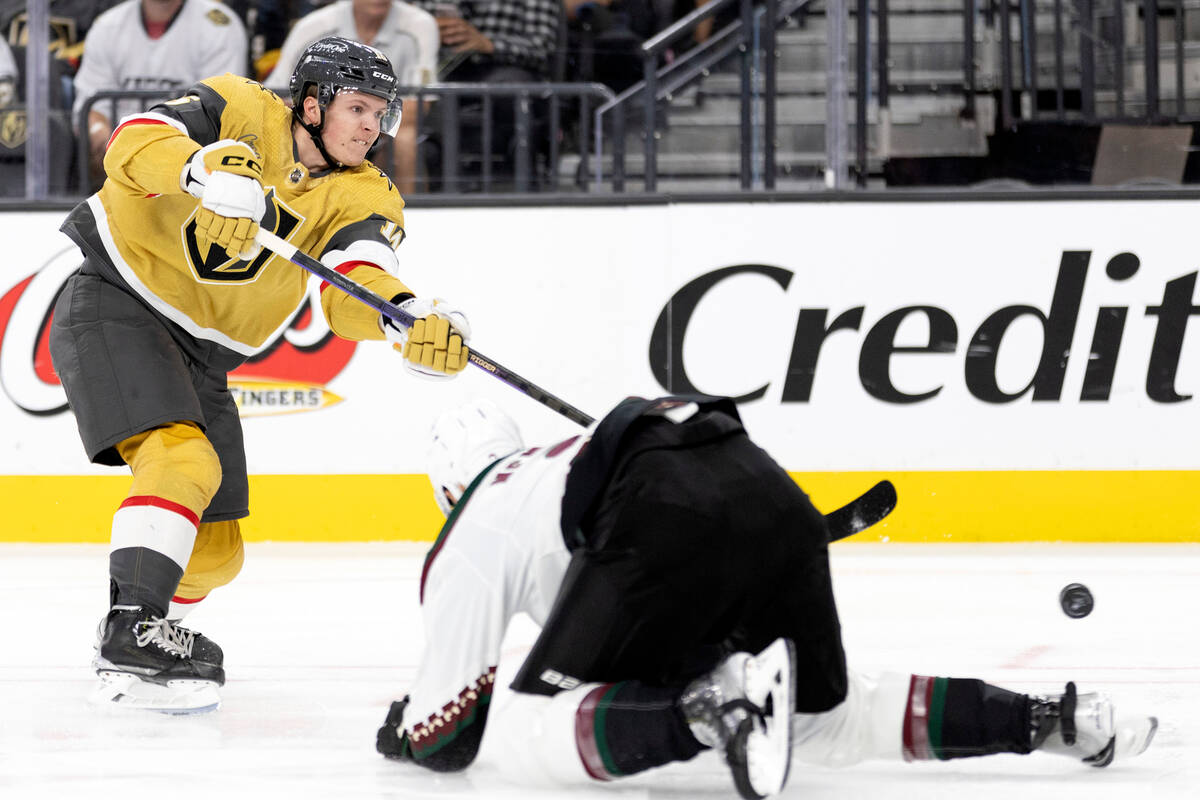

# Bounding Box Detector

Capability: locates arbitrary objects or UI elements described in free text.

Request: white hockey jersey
[73,0,247,120]
[263,0,438,94]
[402,432,590,762]
[0,38,15,108]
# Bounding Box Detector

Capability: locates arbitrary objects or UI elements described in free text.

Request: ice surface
[1,542,1195,800]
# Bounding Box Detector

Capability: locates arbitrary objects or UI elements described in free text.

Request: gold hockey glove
[382,297,472,379]
[181,140,267,260]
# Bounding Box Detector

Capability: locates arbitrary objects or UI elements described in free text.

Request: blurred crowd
[0,0,720,194]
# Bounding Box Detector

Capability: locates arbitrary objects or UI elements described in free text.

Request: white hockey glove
[382,296,471,379]
[180,140,267,260]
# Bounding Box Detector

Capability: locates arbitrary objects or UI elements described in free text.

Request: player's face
[321,91,389,166]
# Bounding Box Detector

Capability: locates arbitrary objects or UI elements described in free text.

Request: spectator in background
[409,0,558,83]
[251,0,294,78]
[405,0,560,191]
[563,0,657,91]
[1,0,121,75]
[675,0,734,46]
[73,0,247,188]
[0,37,19,197]
[252,0,336,78]
[264,0,437,194]
[0,36,77,197]
[0,36,14,109]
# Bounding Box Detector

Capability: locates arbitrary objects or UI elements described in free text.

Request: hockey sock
[109,497,201,616]
[902,675,1033,760]
[109,547,186,617]
[575,682,704,780]
[109,423,221,617]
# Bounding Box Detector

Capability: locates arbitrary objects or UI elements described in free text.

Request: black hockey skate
[680,638,796,799]
[1030,681,1157,767]
[98,582,224,673]
[95,613,225,675]
[167,619,224,672]
[92,605,223,713]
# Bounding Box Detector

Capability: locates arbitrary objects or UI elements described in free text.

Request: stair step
[693,70,974,97]
[663,92,974,122]
[563,150,885,178]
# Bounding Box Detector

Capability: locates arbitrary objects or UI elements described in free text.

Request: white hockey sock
[110,496,199,571]
[168,596,205,620]
[484,684,600,786]
[791,670,912,767]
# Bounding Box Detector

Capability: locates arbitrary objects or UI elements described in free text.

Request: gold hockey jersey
[61,73,412,360]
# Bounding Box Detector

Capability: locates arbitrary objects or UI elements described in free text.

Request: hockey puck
[1059,583,1094,618]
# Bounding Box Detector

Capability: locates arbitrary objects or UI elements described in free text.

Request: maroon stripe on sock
[575,684,616,781]
[903,674,935,761]
[119,495,200,527]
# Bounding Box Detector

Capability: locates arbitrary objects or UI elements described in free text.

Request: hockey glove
[376,697,413,760]
[181,140,267,260]
[382,296,471,379]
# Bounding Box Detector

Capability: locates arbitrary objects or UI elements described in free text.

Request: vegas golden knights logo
[0,110,28,149]
[184,189,302,282]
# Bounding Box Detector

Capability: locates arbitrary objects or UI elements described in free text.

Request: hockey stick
[254,229,596,427]
[824,479,897,542]
[255,230,894,538]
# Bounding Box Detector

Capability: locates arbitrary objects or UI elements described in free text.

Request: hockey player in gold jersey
[49,37,466,712]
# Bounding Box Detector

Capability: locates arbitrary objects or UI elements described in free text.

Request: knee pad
[118,421,222,518]
[175,519,245,602]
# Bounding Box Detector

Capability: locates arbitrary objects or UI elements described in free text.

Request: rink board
[3,469,1196,544]
[2,200,1198,543]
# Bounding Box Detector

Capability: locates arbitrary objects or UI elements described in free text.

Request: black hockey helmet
[290,36,403,158]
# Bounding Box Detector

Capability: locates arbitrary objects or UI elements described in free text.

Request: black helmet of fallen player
[289,36,402,167]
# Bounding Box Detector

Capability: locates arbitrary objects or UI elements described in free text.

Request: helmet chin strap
[292,106,343,170]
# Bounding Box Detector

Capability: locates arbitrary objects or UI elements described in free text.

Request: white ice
[1,542,1196,800]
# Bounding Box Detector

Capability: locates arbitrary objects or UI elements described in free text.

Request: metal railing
[997,0,1199,128]
[403,82,614,193]
[594,0,815,191]
[74,84,615,196]
[24,1,1200,200]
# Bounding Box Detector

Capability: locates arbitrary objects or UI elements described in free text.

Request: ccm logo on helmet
[220,154,263,176]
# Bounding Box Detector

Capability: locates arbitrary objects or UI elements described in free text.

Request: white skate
[680,637,796,798]
[1033,682,1157,767]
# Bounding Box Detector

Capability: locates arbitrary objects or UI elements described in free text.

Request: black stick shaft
[255,229,596,427]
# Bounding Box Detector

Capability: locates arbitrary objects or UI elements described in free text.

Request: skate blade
[91,670,221,715]
[742,638,796,798]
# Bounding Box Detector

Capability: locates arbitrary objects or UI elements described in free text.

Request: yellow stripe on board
[798,471,1200,543]
[3,471,1198,543]
[0,474,445,543]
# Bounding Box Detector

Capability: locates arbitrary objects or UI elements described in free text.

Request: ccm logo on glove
[218,154,263,176]
[181,139,268,260]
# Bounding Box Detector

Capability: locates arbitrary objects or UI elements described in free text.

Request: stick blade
[824,479,897,542]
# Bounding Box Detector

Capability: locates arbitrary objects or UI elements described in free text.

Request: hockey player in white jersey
[377,396,1157,798]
